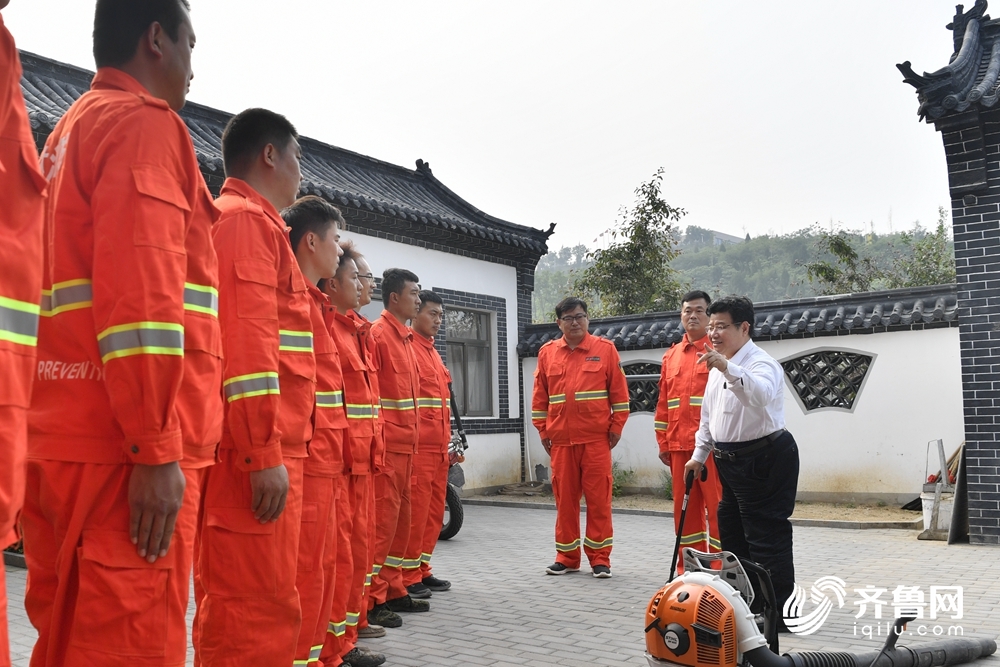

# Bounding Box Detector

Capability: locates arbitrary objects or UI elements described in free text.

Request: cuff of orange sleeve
[124,429,184,466]
[234,441,284,472]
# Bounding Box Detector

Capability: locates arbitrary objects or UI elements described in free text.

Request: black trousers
[714,430,799,613]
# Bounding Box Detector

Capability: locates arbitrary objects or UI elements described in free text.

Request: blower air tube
[744,637,997,667]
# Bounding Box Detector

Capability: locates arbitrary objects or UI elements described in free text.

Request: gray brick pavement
[5,504,1000,666]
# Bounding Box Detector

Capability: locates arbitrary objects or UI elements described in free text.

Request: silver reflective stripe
[183,283,219,316]
[317,390,344,408]
[223,372,280,402]
[279,329,313,352]
[0,297,40,346]
[381,397,415,410]
[346,404,376,418]
[97,323,184,362]
[40,280,93,316]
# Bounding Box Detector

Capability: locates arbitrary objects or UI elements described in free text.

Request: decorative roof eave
[517,284,959,357]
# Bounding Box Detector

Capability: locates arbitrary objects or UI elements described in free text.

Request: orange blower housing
[645,577,739,667]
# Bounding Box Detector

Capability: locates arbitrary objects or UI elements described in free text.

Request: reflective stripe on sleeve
[667,397,681,409]
[40,279,92,317]
[183,283,219,316]
[97,322,184,363]
[416,397,444,409]
[223,372,280,402]
[575,390,608,401]
[548,393,566,404]
[346,403,377,419]
[531,410,548,420]
[0,295,41,347]
[689,395,704,407]
[278,329,313,352]
[612,402,630,412]
[316,390,344,408]
[381,397,415,411]
[654,421,668,431]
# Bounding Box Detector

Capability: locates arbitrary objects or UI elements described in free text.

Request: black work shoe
[386,594,430,612]
[406,582,432,599]
[422,575,452,592]
[592,565,612,578]
[367,603,402,628]
[545,562,580,575]
[341,645,386,667]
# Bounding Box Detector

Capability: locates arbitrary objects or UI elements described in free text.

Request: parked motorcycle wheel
[438,483,464,541]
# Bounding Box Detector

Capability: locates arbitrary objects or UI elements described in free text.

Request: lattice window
[622,362,661,413]
[781,350,874,412]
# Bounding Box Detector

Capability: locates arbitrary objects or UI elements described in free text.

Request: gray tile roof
[518,284,959,357]
[19,51,553,254]
[897,0,1000,121]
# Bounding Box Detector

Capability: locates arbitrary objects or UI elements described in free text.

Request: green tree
[573,168,686,316]
[885,207,956,288]
[804,228,884,294]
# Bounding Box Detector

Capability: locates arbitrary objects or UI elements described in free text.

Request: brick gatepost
[899,0,1000,544]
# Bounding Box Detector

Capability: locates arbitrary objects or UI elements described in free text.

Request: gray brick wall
[934,109,1000,545]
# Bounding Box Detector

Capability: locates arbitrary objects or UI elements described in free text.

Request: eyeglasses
[357,273,374,281]
[706,323,735,333]
[559,314,589,323]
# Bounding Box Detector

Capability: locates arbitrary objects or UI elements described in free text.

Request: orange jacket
[370,311,419,454]
[411,332,451,454]
[0,17,45,411]
[28,68,222,467]
[329,307,378,474]
[531,333,629,446]
[654,334,710,454]
[213,177,315,471]
[306,284,349,477]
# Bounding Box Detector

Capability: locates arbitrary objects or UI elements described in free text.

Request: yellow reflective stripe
[654,421,668,431]
[679,532,707,546]
[401,557,422,569]
[667,397,681,409]
[278,329,313,352]
[689,396,704,406]
[345,612,360,627]
[532,410,548,420]
[316,390,344,408]
[381,397,415,411]
[575,390,608,401]
[224,372,280,402]
[555,538,581,552]
[0,295,40,347]
[371,563,383,575]
[40,279,92,317]
[416,397,444,409]
[97,321,183,363]
[548,393,566,404]
[420,552,432,564]
[612,402,630,412]
[384,555,403,567]
[346,403,377,418]
[708,536,722,550]
[328,619,346,636]
[183,283,219,316]
[583,536,613,550]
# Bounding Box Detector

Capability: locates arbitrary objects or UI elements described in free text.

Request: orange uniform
[368,311,420,606]
[194,177,315,666]
[402,332,451,588]
[531,333,629,569]
[320,308,379,667]
[0,16,45,667]
[295,285,349,667]
[654,334,722,565]
[24,67,221,667]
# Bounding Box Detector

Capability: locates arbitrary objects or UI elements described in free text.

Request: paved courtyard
[5,504,1000,666]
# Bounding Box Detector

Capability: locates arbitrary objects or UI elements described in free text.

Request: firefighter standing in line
[283,196,350,667]
[401,290,453,600]
[532,297,630,579]
[194,108,315,666]
[653,290,723,571]
[23,1,223,664]
[320,242,386,667]
[368,269,426,616]
[0,2,46,665]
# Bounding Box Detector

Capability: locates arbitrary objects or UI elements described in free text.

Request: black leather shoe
[422,575,452,592]
[406,582,432,599]
[386,594,430,613]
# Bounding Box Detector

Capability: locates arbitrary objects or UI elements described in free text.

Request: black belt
[713,429,787,462]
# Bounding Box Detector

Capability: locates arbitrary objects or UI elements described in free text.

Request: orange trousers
[550,441,613,569]
[321,472,371,667]
[294,472,344,666]
[669,451,722,573]
[21,459,203,667]
[368,450,411,606]
[0,407,25,667]
[193,450,304,667]
[402,449,449,586]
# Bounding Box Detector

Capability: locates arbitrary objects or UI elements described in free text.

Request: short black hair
[222,108,298,178]
[93,0,190,68]
[707,296,755,329]
[555,297,588,319]
[681,290,712,307]
[418,290,443,312]
[282,196,344,254]
[381,268,419,307]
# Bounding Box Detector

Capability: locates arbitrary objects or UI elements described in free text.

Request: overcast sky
[6,1,959,251]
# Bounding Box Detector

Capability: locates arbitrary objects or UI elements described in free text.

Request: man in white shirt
[684,296,799,626]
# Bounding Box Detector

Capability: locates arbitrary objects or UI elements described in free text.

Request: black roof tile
[518,284,959,357]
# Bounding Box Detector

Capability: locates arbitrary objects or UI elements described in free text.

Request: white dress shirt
[693,339,786,463]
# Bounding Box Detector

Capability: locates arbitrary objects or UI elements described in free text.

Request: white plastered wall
[522,327,965,503]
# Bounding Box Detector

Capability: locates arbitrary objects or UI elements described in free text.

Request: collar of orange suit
[219,177,286,232]
[411,330,435,350]
[554,330,593,352]
[92,67,169,108]
[379,309,413,341]
[680,333,711,352]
